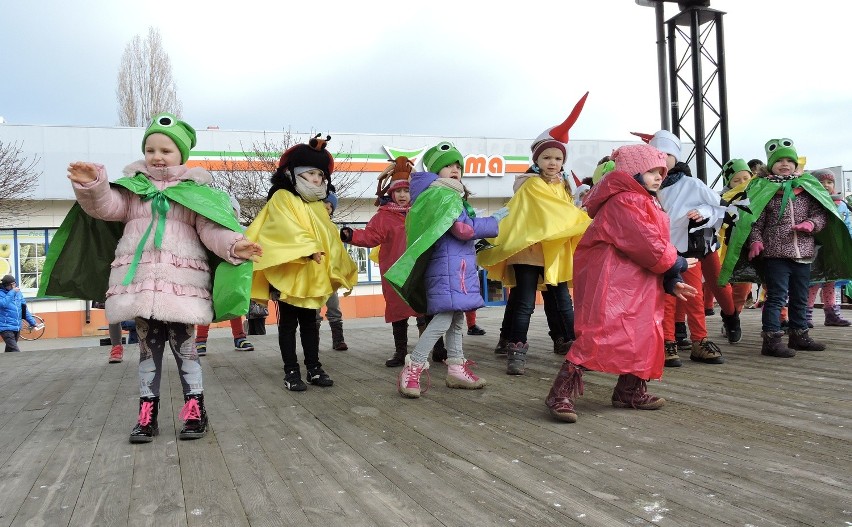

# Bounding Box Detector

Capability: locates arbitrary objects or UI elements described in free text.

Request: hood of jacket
[583,170,650,218]
[409,171,439,202]
[122,160,213,185]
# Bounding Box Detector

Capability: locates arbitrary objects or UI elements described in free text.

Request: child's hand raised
[67,162,98,184]
[673,281,698,301]
[234,239,263,262]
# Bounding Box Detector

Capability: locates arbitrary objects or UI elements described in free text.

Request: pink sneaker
[108,344,124,363]
[446,358,486,389]
[398,356,429,398]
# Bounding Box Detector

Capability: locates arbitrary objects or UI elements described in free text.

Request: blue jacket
[0,287,36,332]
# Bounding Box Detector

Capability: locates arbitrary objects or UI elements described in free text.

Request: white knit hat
[649,130,682,162]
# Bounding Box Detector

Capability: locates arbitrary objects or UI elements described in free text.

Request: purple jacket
[410,172,499,315]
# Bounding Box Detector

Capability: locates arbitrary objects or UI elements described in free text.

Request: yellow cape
[245,191,358,309]
[477,176,591,287]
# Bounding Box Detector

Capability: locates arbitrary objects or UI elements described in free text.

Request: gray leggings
[316,291,342,325]
[135,318,202,398]
[411,311,465,363]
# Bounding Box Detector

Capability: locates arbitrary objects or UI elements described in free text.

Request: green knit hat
[142,112,197,164]
[765,138,798,171]
[422,141,464,176]
[591,159,616,184]
[720,158,750,186]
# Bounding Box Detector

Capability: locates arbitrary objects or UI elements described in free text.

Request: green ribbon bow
[122,190,170,285]
[776,178,802,221]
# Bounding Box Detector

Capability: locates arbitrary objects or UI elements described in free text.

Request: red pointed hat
[531,91,589,165]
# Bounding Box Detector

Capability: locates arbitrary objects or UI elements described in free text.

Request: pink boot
[611,374,666,410]
[398,356,429,398]
[445,358,486,389]
[545,361,584,422]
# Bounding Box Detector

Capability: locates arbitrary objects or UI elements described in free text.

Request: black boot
[674,321,691,351]
[129,396,159,443]
[720,311,742,344]
[432,337,448,363]
[330,321,348,351]
[788,328,826,351]
[761,331,796,358]
[178,393,209,440]
[386,320,408,367]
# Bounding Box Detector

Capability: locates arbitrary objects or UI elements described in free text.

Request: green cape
[384,186,466,313]
[719,174,852,285]
[38,174,252,322]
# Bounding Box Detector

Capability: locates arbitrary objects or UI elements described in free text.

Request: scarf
[660,170,686,189]
[429,177,465,196]
[294,177,328,202]
[384,201,410,214]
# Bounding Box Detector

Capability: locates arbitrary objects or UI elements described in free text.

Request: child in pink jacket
[67,113,261,443]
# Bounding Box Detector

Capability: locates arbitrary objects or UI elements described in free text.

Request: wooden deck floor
[0,307,849,526]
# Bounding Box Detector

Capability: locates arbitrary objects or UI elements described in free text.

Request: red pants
[699,251,735,315]
[731,282,752,313]
[664,261,706,341]
[465,310,476,327]
[196,318,246,342]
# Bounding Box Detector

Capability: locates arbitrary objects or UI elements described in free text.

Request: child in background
[341,157,418,366]
[546,144,696,423]
[386,142,499,398]
[721,138,849,357]
[648,130,732,371]
[246,135,358,391]
[317,192,349,351]
[195,195,255,355]
[107,321,138,363]
[63,113,262,442]
[717,159,756,314]
[806,169,851,327]
[478,93,592,376]
[1,275,40,352]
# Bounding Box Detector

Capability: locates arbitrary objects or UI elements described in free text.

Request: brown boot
[385,320,408,367]
[664,341,682,367]
[330,321,348,351]
[788,328,826,351]
[690,338,725,364]
[761,331,796,358]
[545,361,584,423]
[611,374,666,410]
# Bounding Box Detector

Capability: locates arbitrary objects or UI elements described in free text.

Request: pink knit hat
[611,144,668,179]
[530,92,589,165]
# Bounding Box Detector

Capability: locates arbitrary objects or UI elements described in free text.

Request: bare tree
[210,132,369,226]
[116,27,183,126]
[0,140,41,225]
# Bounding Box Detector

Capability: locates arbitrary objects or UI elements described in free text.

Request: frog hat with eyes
[765,138,798,169]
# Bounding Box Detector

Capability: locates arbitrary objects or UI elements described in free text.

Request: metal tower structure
[637,1,730,185]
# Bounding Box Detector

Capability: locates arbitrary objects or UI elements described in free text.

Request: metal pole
[654,1,670,130]
[690,8,707,183]
[666,19,679,135]
[716,11,730,165]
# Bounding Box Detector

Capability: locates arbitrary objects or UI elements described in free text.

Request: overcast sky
[2,0,850,174]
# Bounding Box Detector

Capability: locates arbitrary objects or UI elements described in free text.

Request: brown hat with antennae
[374,156,412,206]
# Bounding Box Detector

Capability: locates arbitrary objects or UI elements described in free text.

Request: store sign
[382,145,512,178]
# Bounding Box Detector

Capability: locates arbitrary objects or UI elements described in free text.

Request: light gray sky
[2,0,850,173]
